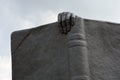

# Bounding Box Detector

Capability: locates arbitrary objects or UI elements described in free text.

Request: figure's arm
[58,12,90,80]
[58,12,78,34]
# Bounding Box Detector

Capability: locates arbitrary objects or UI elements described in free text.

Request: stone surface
[11,23,69,80]
[11,17,120,80]
[85,19,120,80]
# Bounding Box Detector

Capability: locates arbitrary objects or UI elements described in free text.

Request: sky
[0,0,120,80]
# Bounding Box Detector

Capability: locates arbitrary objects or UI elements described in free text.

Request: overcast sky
[1,0,120,80]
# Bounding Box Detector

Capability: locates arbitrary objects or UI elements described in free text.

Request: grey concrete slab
[11,18,120,80]
[11,23,69,80]
[84,19,120,80]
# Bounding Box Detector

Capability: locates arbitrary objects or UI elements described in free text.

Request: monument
[11,12,120,80]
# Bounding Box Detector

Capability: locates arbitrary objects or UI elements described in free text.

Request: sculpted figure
[58,12,78,34]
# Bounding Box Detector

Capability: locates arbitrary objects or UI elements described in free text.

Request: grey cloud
[9,0,120,23]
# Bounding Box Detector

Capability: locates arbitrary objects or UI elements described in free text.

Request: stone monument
[11,12,120,80]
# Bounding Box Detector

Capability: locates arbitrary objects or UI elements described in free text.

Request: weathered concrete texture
[11,18,120,80]
[85,20,120,80]
[11,23,69,80]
